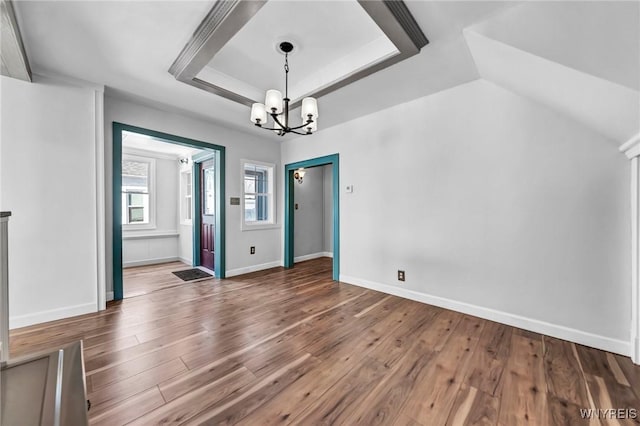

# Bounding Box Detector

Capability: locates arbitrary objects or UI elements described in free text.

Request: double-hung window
[122,155,155,228]
[242,160,275,230]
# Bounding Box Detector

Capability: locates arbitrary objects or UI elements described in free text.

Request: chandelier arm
[254,126,310,136]
[271,113,287,129]
[256,125,283,131]
[288,120,314,131]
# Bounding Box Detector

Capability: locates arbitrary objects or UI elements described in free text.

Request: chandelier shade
[265,90,283,114]
[250,41,317,136]
[250,103,267,124]
[301,97,318,120]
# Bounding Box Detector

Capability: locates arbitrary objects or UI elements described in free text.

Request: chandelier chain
[284,53,289,99]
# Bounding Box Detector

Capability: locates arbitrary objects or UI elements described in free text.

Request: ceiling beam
[169,0,267,107]
[168,0,429,109]
[1,0,31,82]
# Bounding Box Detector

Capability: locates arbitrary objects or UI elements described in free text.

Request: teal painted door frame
[112,122,226,301]
[284,154,339,281]
[191,151,217,270]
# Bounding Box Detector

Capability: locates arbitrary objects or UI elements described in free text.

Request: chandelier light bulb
[250,103,267,124]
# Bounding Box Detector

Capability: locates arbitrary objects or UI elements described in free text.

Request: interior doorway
[284,154,340,281]
[112,123,226,301]
[199,158,215,271]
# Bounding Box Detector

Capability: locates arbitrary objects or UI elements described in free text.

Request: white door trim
[620,133,640,364]
[94,87,106,311]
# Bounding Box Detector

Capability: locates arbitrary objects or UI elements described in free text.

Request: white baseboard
[10,302,97,329]
[633,337,640,364]
[226,261,282,278]
[340,274,631,357]
[123,256,179,268]
[106,291,114,302]
[179,257,193,266]
[294,252,333,263]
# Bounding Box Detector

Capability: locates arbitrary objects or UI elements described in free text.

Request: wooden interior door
[200,159,215,271]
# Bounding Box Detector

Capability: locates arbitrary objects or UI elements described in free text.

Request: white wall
[104,95,282,287]
[1,74,102,328]
[294,167,324,259]
[323,165,333,255]
[122,151,180,267]
[293,165,334,261]
[282,79,631,354]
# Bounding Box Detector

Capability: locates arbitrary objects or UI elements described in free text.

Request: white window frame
[241,159,277,231]
[122,154,156,230]
[180,168,193,225]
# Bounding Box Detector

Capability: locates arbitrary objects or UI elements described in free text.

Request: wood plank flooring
[123,261,209,298]
[9,258,640,425]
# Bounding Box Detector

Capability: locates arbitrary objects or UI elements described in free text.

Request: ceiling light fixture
[250,42,318,136]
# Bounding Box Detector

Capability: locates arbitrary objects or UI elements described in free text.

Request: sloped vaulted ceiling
[464,1,640,144]
[11,1,640,143]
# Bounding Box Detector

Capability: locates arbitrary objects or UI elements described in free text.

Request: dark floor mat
[172,268,213,281]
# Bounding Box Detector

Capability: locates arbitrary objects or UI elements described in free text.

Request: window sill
[123,223,156,231]
[241,223,280,232]
[122,230,179,240]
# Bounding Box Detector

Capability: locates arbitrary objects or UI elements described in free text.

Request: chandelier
[250,42,318,136]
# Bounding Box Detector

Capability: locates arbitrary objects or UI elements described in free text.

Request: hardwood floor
[123,261,210,298]
[9,258,640,425]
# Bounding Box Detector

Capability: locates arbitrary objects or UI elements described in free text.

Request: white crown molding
[31,70,105,93]
[620,133,640,159]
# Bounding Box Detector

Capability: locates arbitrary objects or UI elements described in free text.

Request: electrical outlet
[250,246,255,255]
[398,270,405,282]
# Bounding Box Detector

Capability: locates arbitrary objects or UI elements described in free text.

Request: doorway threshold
[196,265,215,277]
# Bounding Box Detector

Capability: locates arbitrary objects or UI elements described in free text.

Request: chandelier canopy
[250,42,318,136]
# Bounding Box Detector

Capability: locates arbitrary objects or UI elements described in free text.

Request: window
[242,160,275,229]
[204,167,215,215]
[180,169,192,224]
[122,155,155,228]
